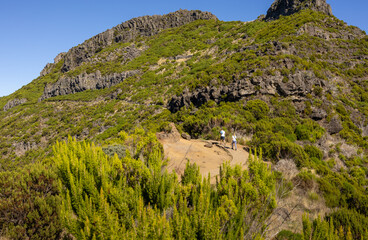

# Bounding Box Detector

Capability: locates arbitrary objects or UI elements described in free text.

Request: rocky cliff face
[3,98,27,111]
[265,0,332,20]
[168,70,325,113]
[41,10,217,74]
[40,70,139,100]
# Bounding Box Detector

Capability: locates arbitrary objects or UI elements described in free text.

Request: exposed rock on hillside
[40,70,139,100]
[40,53,66,77]
[87,44,143,65]
[327,115,343,134]
[266,0,332,20]
[3,98,27,111]
[53,10,217,73]
[168,70,325,112]
[13,141,38,157]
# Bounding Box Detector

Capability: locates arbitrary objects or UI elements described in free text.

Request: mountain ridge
[1,0,368,238]
[41,9,217,75]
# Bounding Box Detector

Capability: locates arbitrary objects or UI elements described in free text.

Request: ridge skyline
[0,0,367,98]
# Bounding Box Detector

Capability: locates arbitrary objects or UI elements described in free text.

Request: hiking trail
[157,124,249,183]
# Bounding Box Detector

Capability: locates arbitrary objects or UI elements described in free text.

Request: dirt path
[157,126,249,183]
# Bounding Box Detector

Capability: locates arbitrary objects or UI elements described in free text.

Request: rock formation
[13,141,38,157]
[168,70,326,113]
[43,10,217,73]
[40,70,139,100]
[3,98,27,111]
[265,0,332,21]
[40,53,66,76]
[327,115,343,134]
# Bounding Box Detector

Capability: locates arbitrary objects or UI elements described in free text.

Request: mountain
[265,0,332,20]
[1,0,368,239]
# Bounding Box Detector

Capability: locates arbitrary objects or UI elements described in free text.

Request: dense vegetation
[0,7,368,239]
[0,132,277,239]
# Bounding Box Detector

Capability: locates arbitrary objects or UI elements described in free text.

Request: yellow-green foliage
[301,213,368,240]
[49,133,276,239]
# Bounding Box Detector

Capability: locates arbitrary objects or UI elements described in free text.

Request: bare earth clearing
[157,126,249,184]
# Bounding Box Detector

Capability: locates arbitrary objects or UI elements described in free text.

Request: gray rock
[168,70,324,113]
[327,115,343,134]
[3,98,27,111]
[310,107,327,120]
[181,133,191,140]
[175,54,193,61]
[39,70,139,100]
[40,63,53,77]
[265,0,332,21]
[109,89,123,100]
[13,141,37,156]
[54,52,66,63]
[204,142,213,148]
[40,52,66,77]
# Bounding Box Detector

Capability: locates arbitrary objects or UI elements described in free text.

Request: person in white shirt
[231,133,237,151]
[220,129,226,146]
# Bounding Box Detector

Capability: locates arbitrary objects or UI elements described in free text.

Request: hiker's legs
[232,141,237,150]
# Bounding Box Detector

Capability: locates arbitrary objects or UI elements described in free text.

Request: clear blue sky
[0,0,367,97]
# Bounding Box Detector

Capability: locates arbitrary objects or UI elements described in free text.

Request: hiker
[231,133,237,151]
[220,129,226,146]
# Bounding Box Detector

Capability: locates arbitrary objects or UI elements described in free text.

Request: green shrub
[295,119,325,143]
[293,170,315,190]
[271,99,296,117]
[304,145,323,161]
[326,208,368,239]
[0,164,63,239]
[244,99,270,120]
[181,161,202,186]
[102,144,128,159]
[277,230,303,240]
[251,132,309,167]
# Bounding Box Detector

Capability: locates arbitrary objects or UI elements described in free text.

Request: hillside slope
[1,0,368,238]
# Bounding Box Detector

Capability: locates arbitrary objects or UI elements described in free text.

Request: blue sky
[0,0,367,97]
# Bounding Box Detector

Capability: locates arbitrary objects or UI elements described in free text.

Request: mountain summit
[265,0,332,20]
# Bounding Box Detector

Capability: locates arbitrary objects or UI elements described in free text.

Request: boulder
[310,107,327,120]
[327,115,343,134]
[204,142,213,148]
[181,133,191,140]
[265,0,332,21]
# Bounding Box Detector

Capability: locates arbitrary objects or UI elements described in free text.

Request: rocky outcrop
[265,0,332,21]
[40,53,66,76]
[310,107,327,120]
[3,98,27,111]
[54,10,217,73]
[13,141,37,156]
[181,133,191,140]
[297,23,365,41]
[327,115,343,134]
[168,70,325,112]
[88,44,143,65]
[40,70,139,100]
[40,63,53,77]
